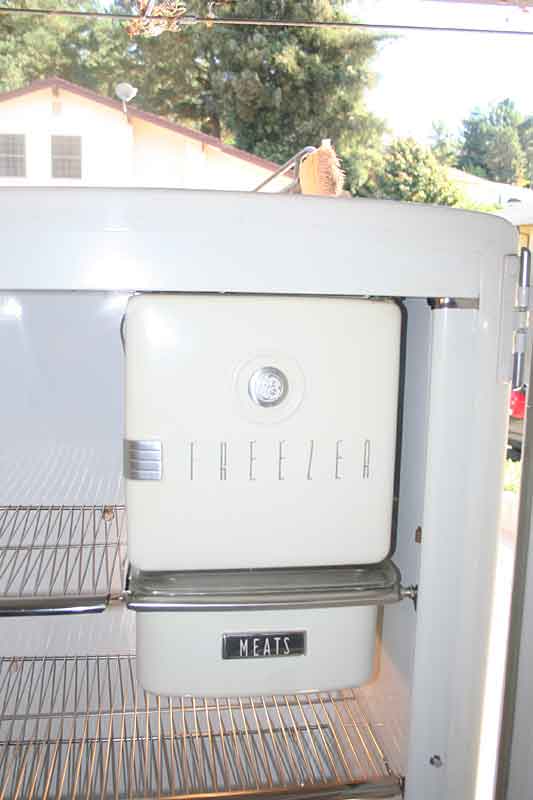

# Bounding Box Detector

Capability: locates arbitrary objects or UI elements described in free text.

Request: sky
[350,0,533,143]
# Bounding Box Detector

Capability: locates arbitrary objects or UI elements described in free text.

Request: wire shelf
[0,506,126,615]
[0,655,402,799]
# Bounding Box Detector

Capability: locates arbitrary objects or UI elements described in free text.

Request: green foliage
[489,97,522,129]
[0,0,385,191]
[504,459,521,494]
[0,1,128,93]
[458,99,526,185]
[453,195,502,214]
[518,116,533,188]
[204,0,384,173]
[375,138,459,206]
[430,120,458,167]
[485,125,524,184]
[459,110,491,179]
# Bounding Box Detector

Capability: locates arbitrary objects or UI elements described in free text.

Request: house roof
[448,167,533,202]
[497,202,533,227]
[0,77,280,173]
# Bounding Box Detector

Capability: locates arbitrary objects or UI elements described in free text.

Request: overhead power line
[1,3,533,35]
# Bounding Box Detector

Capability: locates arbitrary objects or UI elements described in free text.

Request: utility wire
[1,4,533,35]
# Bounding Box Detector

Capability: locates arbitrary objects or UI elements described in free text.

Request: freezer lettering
[189,441,195,481]
[283,637,291,655]
[239,640,249,657]
[186,439,372,481]
[220,441,228,481]
[363,439,371,479]
[307,439,314,480]
[278,440,286,481]
[335,439,344,479]
[249,440,256,481]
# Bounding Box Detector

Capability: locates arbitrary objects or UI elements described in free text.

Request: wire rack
[0,506,126,615]
[0,655,402,800]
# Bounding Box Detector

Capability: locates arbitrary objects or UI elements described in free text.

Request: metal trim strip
[124,439,162,480]
[0,596,107,616]
[126,562,404,612]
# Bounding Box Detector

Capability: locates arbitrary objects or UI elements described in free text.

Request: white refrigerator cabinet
[0,187,520,800]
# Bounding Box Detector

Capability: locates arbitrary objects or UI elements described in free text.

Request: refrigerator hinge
[498,249,531,386]
[512,328,528,390]
[512,248,531,389]
[517,246,531,310]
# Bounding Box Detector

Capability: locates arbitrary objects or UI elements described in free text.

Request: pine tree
[0,0,384,192]
[430,121,458,167]
[458,99,526,184]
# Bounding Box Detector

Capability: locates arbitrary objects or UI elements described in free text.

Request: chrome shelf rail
[0,655,402,799]
[0,506,406,617]
[0,506,126,616]
[126,561,402,612]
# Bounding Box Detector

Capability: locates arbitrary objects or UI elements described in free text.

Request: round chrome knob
[248,367,288,407]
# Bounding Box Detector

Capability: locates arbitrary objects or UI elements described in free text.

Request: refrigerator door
[125,294,401,571]
[496,363,533,800]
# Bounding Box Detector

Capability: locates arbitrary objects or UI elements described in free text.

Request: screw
[430,755,443,768]
[102,505,115,522]
[415,526,422,543]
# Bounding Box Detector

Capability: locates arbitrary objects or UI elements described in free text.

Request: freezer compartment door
[125,294,401,570]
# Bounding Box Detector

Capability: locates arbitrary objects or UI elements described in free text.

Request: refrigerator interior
[0,187,518,800]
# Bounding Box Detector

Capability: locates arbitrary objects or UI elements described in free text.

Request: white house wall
[131,117,275,190]
[0,86,278,190]
[0,87,134,187]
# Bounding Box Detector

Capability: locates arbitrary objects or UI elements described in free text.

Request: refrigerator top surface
[0,187,517,295]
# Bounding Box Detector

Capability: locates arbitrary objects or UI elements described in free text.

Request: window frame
[0,134,26,178]
[51,135,82,180]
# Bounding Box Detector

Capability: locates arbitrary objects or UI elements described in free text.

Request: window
[51,135,82,179]
[0,135,26,177]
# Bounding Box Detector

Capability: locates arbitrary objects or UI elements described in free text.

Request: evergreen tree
[0,0,384,192]
[0,1,133,93]
[458,99,525,184]
[485,125,524,184]
[376,138,459,206]
[430,120,458,167]
[458,108,492,178]
[518,116,533,188]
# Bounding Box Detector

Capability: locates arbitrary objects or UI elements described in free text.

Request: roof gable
[0,77,279,173]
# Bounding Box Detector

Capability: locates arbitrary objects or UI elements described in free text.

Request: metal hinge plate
[498,249,531,386]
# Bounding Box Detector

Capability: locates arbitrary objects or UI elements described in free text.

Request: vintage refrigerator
[0,186,523,800]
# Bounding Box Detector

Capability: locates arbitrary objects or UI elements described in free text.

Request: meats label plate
[222,631,306,660]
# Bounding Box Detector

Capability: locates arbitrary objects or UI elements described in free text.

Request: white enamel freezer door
[125,294,401,570]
